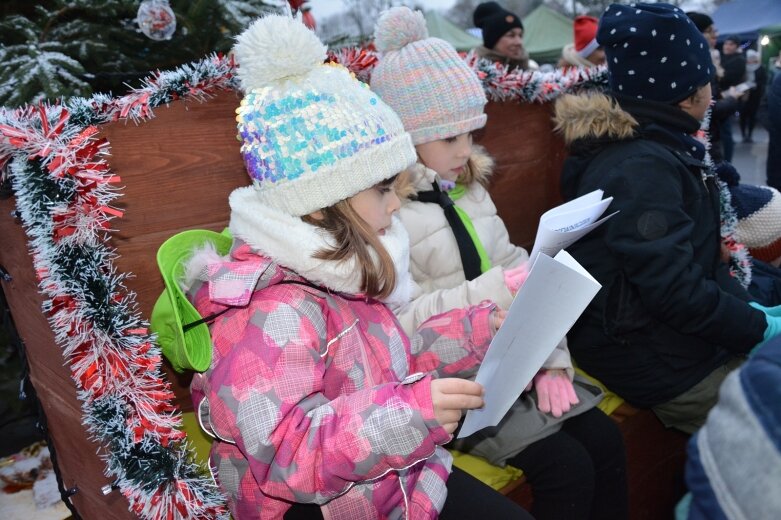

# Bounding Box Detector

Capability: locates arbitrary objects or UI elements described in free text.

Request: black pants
[505,408,628,520]
[284,465,533,520]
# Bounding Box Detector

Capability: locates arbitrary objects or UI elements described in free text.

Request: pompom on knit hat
[473,2,524,50]
[598,3,713,104]
[232,15,416,217]
[717,162,781,263]
[574,16,600,58]
[370,6,487,145]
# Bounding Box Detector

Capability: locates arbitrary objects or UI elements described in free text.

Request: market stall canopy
[424,10,482,52]
[712,0,781,39]
[523,5,573,64]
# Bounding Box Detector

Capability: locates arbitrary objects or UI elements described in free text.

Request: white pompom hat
[233,15,416,217]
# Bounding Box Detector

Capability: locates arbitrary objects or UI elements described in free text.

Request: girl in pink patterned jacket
[184,15,533,520]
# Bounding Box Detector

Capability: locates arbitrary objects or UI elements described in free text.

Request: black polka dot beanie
[473,2,523,50]
[598,2,713,104]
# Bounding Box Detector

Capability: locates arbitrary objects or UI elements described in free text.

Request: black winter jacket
[553,93,766,407]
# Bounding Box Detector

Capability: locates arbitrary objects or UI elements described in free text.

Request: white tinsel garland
[697,107,753,288]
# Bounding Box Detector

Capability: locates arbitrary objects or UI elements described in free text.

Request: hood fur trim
[398,144,494,197]
[554,92,638,144]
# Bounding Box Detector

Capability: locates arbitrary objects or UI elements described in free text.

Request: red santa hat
[574,15,599,58]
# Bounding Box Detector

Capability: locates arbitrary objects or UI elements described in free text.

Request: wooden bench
[0,91,688,519]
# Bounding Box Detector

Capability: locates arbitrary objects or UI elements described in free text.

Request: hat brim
[150,229,232,372]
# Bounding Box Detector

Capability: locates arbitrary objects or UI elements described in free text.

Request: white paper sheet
[528,189,617,265]
[458,250,601,438]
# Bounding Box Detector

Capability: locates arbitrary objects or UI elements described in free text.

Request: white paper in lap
[458,250,601,438]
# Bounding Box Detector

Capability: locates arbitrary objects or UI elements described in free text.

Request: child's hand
[492,308,508,331]
[533,369,579,418]
[430,378,484,435]
[503,263,529,295]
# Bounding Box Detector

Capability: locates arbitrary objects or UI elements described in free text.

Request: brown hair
[301,176,398,299]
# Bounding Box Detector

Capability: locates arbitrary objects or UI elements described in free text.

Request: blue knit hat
[685,336,781,518]
[598,2,713,103]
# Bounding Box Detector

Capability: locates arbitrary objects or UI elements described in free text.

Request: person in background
[739,49,766,143]
[686,11,740,164]
[718,34,746,162]
[767,70,781,190]
[472,1,538,71]
[558,16,606,70]
[769,50,781,81]
[554,2,781,434]
[720,35,747,91]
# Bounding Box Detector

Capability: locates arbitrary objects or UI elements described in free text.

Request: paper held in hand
[528,189,617,265]
[458,250,601,438]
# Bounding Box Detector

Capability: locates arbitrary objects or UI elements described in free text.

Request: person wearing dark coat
[718,35,746,162]
[739,49,766,143]
[685,11,739,163]
[767,72,781,190]
[553,3,781,434]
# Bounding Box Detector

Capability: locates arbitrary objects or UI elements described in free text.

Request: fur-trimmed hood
[553,92,638,145]
[397,144,495,197]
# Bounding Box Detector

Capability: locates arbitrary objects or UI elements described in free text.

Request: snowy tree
[0,0,284,108]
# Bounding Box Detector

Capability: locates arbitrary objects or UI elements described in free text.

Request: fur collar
[228,186,413,306]
[560,43,595,69]
[553,92,638,145]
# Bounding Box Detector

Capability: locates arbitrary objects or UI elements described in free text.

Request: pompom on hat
[370,7,487,145]
[574,16,600,58]
[233,15,416,217]
[717,162,781,263]
[598,3,713,104]
[472,1,524,50]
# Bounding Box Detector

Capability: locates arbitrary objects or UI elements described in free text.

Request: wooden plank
[100,91,250,409]
[102,91,247,317]
[478,101,566,250]
[0,198,135,519]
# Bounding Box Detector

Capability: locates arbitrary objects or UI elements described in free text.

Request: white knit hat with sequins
[233,15,416,216]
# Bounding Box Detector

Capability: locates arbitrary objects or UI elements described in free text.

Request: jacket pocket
[602,273,652,337]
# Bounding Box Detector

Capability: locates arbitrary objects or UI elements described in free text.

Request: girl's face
[416,132,473,182]
[494,27,524,60]
[349,178,401,236]
[679,83,713,122]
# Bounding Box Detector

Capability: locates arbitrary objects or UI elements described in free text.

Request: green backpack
[150,229,232,372]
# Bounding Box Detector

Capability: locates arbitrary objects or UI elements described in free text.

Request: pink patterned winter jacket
[188,244,496,519]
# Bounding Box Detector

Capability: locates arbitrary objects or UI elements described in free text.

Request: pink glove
[503,263,529,295]
[533,369,579,418]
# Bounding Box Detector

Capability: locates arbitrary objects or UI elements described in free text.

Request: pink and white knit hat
[370,7,487,145]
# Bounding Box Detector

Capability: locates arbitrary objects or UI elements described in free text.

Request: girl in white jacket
[371,7,628,520]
